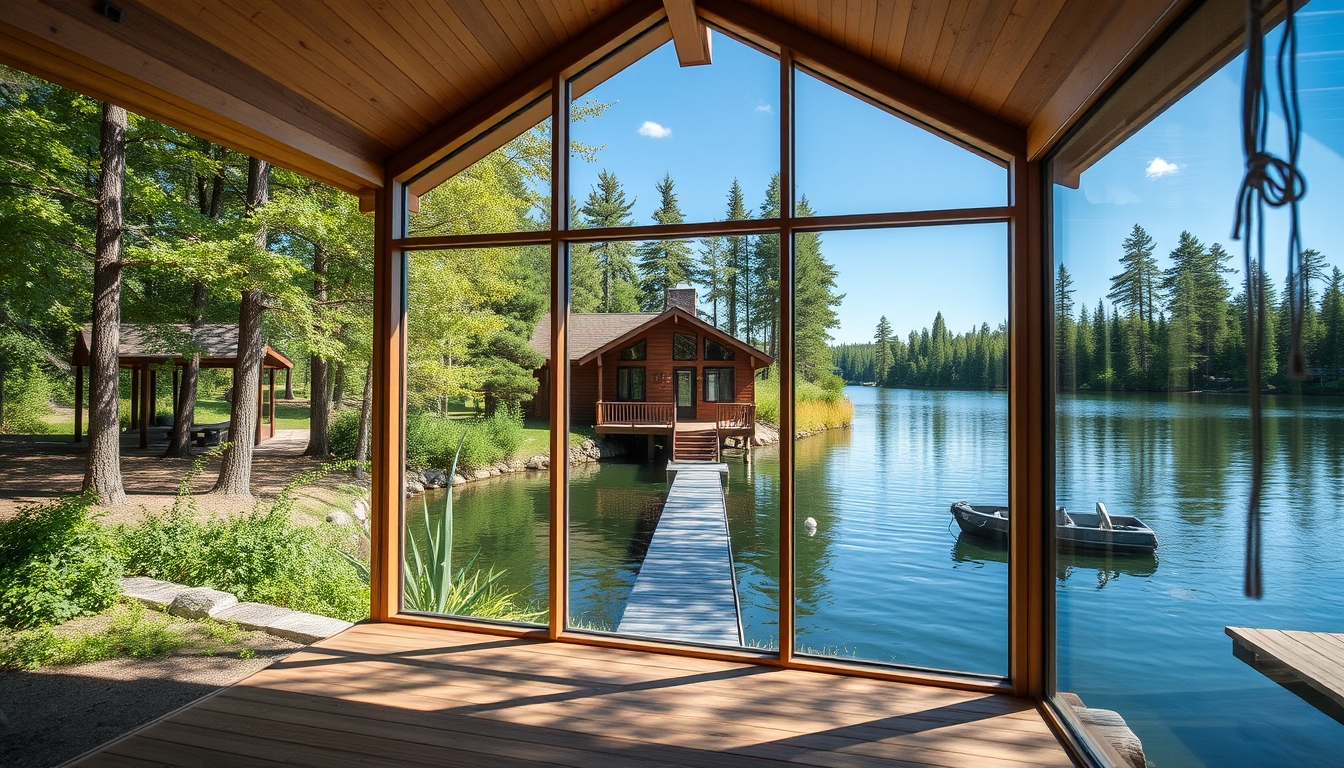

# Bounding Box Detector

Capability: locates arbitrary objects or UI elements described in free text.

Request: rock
[168,587,238,619]
[507,460,526,472]
[804,517,817,537]
[752,422,781,446]
[121,576,191,610]
[453,472,469,485]
[406,480,425,495]
[422,468,449,487]
[492,461,510,473]
[352,498,370,522]
[325,510,352,525]
[473,469,491,480]
[214,602,293,632]
[266,611,353,644]
[526,455,549,470]
[488,467,501,476]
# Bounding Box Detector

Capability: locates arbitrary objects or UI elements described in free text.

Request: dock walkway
[617,466,742,646]
[1227,626,1344,724]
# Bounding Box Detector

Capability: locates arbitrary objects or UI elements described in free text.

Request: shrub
[0,601,192,670]
[1,368,54,434]
[0,493,123,629]
[754,368,852,432]
[329,408,361,457]
[338,406,526,470]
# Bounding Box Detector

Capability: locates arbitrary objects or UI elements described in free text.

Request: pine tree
[1108,224,1160,373]
[1055,264,1076,391]
[873,316,893,384]
[636,174,694,311]
[751,174,782,354]
[723,180,750,338]
[1320,267,1344,385]
[697,236,728,326]
[578,170,639,312]
[793,197,843,382]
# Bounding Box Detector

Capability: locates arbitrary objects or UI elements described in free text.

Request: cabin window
[703,368,735,402]
[673,333,696,360]
[619,340,646,361]
[616,367,645,401]
[704,338,735,361]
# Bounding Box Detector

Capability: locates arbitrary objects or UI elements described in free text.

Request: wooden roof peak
[72,323,294,370]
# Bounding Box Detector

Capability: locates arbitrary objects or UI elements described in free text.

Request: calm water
[423,385,1344,767]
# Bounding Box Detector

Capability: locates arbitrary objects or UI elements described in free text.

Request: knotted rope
[1231,0,1306,599]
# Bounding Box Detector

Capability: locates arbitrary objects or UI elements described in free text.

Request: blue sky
[560,9,1343,345]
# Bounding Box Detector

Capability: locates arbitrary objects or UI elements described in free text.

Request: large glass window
[794,224,1008,673]
[703,367,734,402]
[616,367,646,401]
[1051,10,1344,766]
[673,333,696,360]
[403,246,550,625]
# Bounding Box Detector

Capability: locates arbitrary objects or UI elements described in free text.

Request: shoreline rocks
[405,436,628,497]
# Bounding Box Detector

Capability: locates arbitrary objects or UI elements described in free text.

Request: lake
[422,385,1344,767]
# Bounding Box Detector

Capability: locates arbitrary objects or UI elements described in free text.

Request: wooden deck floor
[71,623,1073,767]
[617,467,742,645]
[1227,626,1344,724]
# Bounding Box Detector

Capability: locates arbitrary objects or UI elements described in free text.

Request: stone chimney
[666,283,697,314]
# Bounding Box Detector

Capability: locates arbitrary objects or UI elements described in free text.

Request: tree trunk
[305,354,330,456]
[164,281,208,458]
[354,363,373,481]
[83,103,128,506]
[304,243,330,456]
[332,360,346,408]
[284,369,293,400]
[214,158,269,497]
[215,289,265,496]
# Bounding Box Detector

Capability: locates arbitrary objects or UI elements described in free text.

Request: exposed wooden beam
[390,0,666,185]
[698,0,1024,161]
[0,0,383,194]
[665,0,712,66]
[1026,0,1193,160]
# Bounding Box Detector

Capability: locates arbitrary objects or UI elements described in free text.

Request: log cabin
[528,285,772,461]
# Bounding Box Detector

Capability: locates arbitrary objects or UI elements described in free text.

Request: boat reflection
[951,534,1158,588]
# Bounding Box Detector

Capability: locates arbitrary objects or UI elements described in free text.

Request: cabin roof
[73,324,294,370]
[529,308,774,366]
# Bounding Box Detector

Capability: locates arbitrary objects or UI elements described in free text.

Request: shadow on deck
[69,623,1073,767]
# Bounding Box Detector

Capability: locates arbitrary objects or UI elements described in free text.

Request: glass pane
[794,224,1008,673]
[403,246,550,624]
[407,114,550,237]
[1052,14,1344,766]
[673,333,696,360]
[569,32,778,229]
[568,237,777,649]
[794,68,1007,216]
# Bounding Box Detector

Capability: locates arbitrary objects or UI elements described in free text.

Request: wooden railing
[596,401,675,427]
[715,402,755,431]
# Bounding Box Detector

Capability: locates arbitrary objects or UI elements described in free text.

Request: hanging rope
[1231,0,1307,599]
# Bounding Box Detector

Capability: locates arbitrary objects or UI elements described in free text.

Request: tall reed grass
[754,369,854,433]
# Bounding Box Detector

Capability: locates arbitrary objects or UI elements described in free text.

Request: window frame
[619,339,647,361]
[704,337,735,361]
[673,332,697,361]
[379,13,1035,699]
[616,365,647,402]
[702,367,735,403]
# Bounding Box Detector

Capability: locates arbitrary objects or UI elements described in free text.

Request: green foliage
[636,174,695,310]
[114,457,369,622]
[0,601,190,670]
[371,407,524,471]
[755,368,848,427]
[0,493,123,629]
[834,314,1009,390]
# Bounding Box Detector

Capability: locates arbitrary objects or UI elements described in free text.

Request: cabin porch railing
[716,402,755,431]
[596,401,675,427]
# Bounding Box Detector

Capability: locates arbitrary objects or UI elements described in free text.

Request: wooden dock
[1227,626,1344,724]
[617,466,743,646]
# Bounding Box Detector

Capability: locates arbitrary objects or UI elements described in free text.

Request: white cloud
[754,102,774,113]
[1145,157,1179,179]
[638,121,672,138]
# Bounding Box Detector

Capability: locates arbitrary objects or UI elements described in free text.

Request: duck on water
[950,501,1159,555]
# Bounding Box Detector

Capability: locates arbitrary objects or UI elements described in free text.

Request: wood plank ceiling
[0,0,1192,196]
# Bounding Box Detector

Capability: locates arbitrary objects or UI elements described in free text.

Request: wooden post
[269,369,277,439]
[129,365,139,427]
[138,363,151,449]
[172,366,180,415]
[255,367,264,446]
[777,49,797,665]
[149,367,157,425]
[549,72,570,640]
[74,365,83,443]
[370,177,407,622]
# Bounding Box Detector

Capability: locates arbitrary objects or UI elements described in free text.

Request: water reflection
[951,535,1158,588]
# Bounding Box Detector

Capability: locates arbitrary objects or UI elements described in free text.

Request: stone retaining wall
[121,576,352,645]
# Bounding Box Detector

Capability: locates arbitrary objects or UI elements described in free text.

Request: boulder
[507,460,526,472]
[422,468,449,487]
[525,455,549,470]
[168,587,238,619]
[325,510,352,525]
[405,479,425,495]
[352,498,370,522]
[121,576,191,610]
[473,469,492,480]
[452,472,468,485]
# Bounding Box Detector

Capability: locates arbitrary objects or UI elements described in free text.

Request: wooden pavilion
[71,323,294,449]
[1,1,1290,766]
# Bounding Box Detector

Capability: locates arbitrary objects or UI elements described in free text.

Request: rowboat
[950,501,1158,554]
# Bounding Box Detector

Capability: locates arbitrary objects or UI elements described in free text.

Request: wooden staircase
[673,429,719,462]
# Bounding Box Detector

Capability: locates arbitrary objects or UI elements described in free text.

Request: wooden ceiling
[0,0,1194,196]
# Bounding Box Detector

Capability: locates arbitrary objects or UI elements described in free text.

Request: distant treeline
[1056,224,1343,392]
[832,313,1008,389]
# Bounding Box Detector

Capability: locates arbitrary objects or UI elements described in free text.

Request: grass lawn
[516,418,596,460]
[39,397,311,434]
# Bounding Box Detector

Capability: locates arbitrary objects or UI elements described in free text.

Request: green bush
[755,367,847,426]
[334,406,524,470]
[0,493,123,629]
[0,601,190,670]
[1,367,54,434]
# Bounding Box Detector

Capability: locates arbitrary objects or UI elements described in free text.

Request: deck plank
[70,624,1071,768]
[1227,626,1344,720]
[617,467,743,645]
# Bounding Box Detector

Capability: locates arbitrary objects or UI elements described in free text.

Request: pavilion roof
[72,324,294,370]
